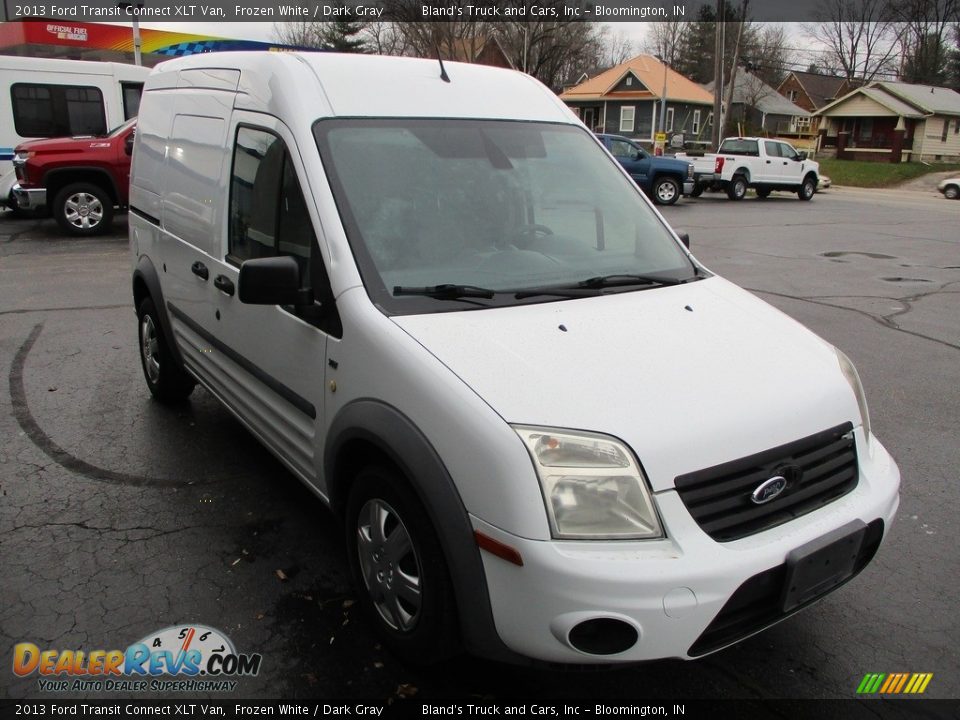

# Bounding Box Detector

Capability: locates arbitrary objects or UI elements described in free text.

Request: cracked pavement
[0,188,958,702]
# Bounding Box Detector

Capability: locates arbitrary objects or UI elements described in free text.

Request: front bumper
[12,184,46,209]
[474,430,900,664]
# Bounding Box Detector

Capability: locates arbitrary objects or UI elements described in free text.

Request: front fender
[325,399,522,664]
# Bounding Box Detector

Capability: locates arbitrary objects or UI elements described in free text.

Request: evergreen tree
[322,21,369,53]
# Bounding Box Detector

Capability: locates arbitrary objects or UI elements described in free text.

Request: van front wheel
[54,182,113,236]
[345,465,459,664]
[137,297,195,403]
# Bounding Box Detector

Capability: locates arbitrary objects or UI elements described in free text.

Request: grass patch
[817,158,960,188]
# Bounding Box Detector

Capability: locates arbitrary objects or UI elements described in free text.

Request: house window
[619,106,635,133]
[859,118,873,140]
[666,108,674,132]
[692,110,701,134]
[795,116,811,131]
[787,89,798,101]
[942,118,949,142]
[626,76,633,87]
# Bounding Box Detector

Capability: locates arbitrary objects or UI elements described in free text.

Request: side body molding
[325,399,520,664]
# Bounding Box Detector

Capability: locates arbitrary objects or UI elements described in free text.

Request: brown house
[449,36,513,70]
[777,71,859,133]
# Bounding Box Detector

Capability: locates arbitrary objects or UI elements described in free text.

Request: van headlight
[513,426,662,540]
[835,348,872,441]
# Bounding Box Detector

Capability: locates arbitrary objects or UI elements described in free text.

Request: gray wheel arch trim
[132,256,186,369]
[325,399,522,664]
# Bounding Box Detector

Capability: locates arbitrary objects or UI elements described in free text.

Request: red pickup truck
[12,118,135,236]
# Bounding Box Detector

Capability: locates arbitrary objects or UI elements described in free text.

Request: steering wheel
[510,223,554,248]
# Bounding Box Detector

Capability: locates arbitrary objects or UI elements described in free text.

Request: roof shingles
[561,54,713,105]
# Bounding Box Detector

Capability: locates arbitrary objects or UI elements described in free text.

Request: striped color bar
[857,673,933,694]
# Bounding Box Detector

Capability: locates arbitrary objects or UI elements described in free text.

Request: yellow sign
[655,132,668,142]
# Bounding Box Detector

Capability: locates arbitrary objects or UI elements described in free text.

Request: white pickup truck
[676,137,819,201]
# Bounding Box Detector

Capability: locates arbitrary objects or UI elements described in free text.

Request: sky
[108,20,653,47]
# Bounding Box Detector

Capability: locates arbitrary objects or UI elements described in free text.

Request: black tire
[345,465,459,664]
[53,182,114,236]
[137,297,195,403]
[944,185,959,200]
[726,175,747,201]
[6,189,28,218]
[798,176,817,201]
[689,184,704,198]
[651,176,681,205]
[755,187,772,199]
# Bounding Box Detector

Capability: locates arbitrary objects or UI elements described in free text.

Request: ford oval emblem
[751,476,788,505]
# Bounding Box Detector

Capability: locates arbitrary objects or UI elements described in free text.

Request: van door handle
[765,160,772,164]
[214,275,235,296]
[191,261,209,280]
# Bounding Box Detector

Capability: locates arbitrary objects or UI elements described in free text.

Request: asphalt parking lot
[1,186,958,702]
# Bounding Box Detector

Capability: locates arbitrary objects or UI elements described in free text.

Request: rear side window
[719,139,759,157]
[121,82,143,119]
[763,141,781,157]
[11,83,106,137]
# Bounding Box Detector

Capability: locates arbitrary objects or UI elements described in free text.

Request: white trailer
[0,56,149,209]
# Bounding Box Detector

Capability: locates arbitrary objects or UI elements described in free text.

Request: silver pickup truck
[675,137,820,201]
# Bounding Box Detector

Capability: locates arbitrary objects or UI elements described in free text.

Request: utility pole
[711,0,724,148]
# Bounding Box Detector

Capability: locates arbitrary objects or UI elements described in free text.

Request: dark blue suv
[597,134,694,206]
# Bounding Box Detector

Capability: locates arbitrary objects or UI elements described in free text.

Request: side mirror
[797,151,807,162]
[677,232,690,249]
[238,256,313,306]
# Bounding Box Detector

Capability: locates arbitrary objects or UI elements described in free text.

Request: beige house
[815,81,960,162]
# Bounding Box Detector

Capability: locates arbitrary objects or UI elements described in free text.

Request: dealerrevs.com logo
[13,625,262,693]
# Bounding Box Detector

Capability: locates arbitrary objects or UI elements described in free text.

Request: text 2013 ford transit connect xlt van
[129,52,900,665]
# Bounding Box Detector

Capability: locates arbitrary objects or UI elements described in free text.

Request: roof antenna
[435,43,451,83]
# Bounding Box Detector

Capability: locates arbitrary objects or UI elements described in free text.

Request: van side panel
[164,110,227,256]
[129,90,175,221]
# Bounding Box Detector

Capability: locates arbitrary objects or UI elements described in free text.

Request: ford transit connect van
[130,53,900,665]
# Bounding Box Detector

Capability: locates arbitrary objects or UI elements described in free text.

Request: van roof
[148,51,575,124]
[0,56,150,79]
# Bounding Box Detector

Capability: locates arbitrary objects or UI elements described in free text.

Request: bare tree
[598,27,635,67]
[363,22,413,56]
[272,22,325,48]
[643,21,688,68]
[895,0,959,84]
[802,0,904,81]
[496,20,612,90]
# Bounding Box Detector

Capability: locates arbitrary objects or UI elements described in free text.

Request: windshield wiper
[513,287,603,299]
[577,273,688,289]
[393,284,496,300]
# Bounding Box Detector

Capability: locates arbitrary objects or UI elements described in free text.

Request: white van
[0,56,149,210]
[130,52,900,665]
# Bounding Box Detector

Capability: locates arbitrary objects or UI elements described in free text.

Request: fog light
[568,618,638,655]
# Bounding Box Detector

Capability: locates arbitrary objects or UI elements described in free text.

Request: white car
[938,177,960,199]
[677,137,820,201]
[130,52,899,665]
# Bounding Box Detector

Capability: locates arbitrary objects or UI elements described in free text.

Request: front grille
[688,519,883,657]
[675,422,858,542]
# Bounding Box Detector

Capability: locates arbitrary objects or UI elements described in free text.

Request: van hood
[392,277,859,492]
[15,136,106,153]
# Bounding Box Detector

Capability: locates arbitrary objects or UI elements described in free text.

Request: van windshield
[313,119,698,314]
